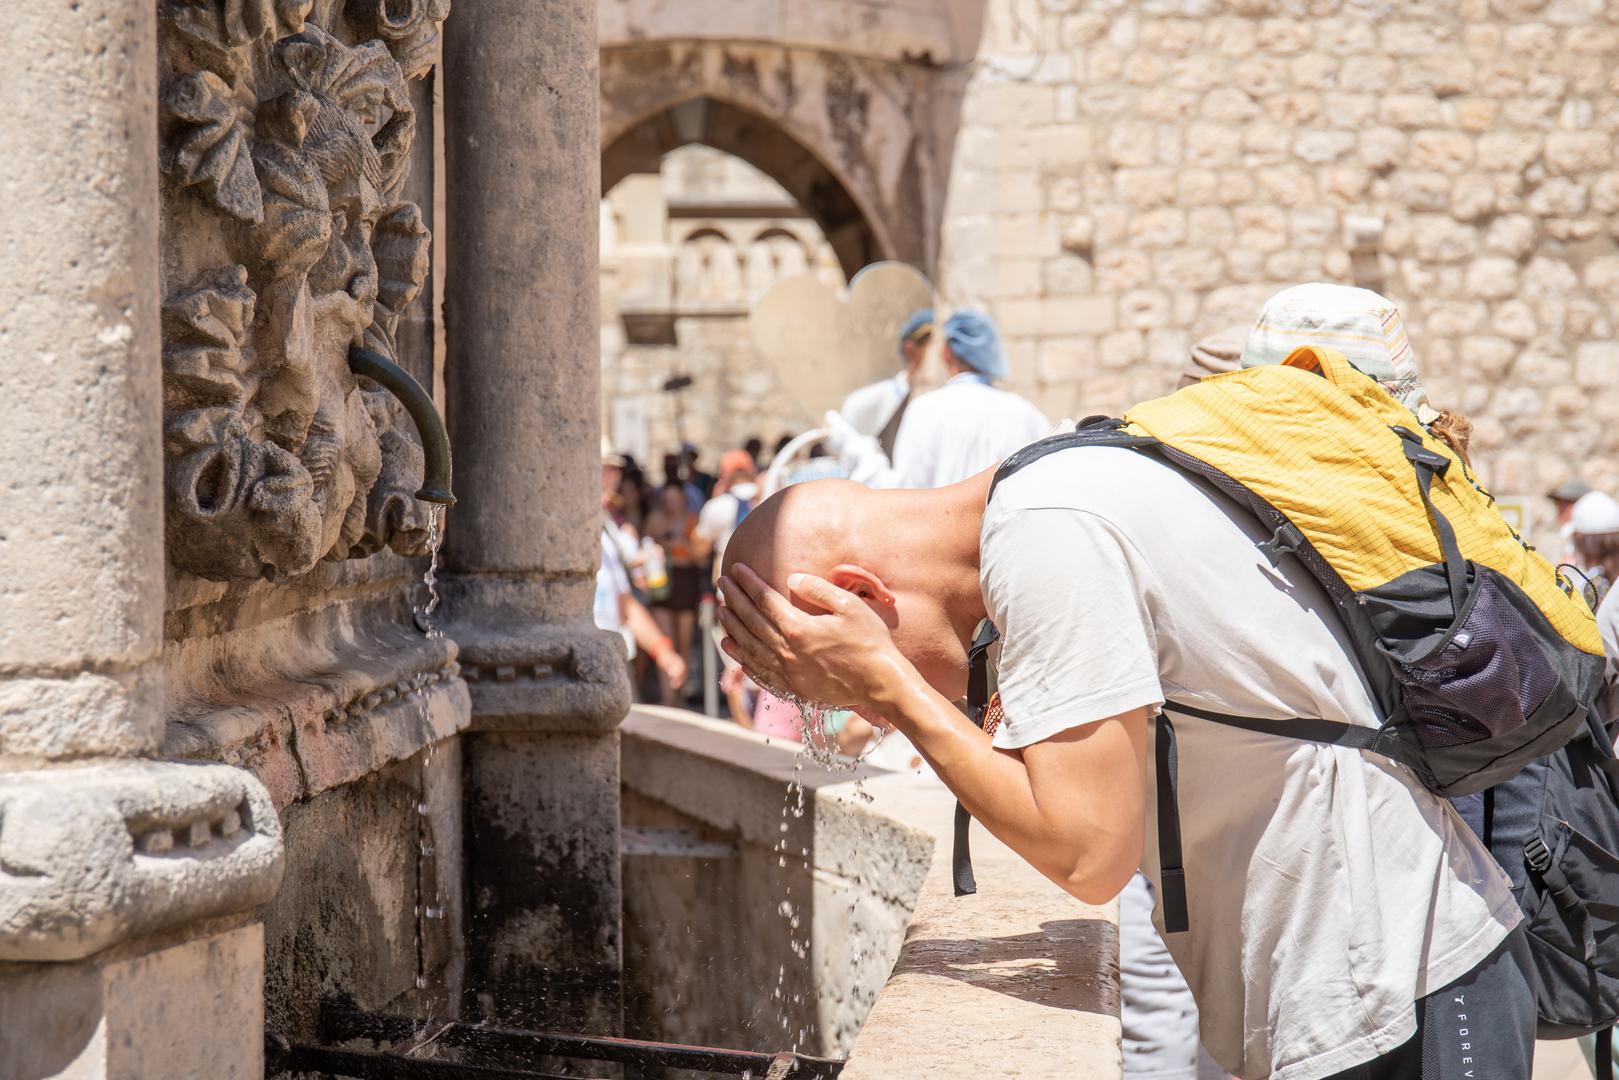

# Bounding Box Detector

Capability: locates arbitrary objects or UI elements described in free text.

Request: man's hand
[717,564,914,712]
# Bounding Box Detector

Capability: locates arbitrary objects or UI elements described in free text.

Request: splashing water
[765,693,895,1053]
[413,505,445,639]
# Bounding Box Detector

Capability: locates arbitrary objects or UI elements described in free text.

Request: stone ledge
[621,706,933,1056]
[621,707,919,859]
[165,621,471,812]
[0,761,284,963]
[621,708,1121,1072]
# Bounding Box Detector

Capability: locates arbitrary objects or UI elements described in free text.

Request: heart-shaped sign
[749,261,937,420]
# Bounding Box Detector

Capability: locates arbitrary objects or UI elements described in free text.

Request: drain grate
[265,1002,844,1079]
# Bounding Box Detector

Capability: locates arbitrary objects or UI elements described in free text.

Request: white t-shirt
[890,373,1051,489]
[980,446,1518,1080]
[841,374,909,439]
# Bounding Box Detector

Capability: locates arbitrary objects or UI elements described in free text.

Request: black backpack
[1459,712,1619,1074]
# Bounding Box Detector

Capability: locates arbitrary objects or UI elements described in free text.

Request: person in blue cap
[839,308,934,459]
[827,308,1050,490]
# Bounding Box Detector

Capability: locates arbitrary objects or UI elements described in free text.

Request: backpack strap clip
[1256,522,1306,566]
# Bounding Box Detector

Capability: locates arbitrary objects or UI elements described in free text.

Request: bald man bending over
[716,452,1529,1080]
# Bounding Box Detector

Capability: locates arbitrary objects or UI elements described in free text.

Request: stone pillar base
[463,730,623,1035]
[0,923,265,1080]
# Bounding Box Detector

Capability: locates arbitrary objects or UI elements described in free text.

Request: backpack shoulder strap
[987,417,1160,503]
[954,619,1002,897]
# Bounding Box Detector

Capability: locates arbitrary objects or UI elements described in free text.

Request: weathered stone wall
[939,0,1619,510]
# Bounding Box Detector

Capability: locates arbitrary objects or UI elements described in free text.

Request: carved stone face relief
[158,1,449,581]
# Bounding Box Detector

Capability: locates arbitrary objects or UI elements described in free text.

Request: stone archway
[604,96,887,280]
[601,40,960,278]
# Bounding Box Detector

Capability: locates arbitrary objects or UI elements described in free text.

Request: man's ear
[826,564,896,608]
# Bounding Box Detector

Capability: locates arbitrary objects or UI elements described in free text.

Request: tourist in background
[825,308,1050,490]
[697,449,765,725]
[596,444,685,695]
[693,449,760,569]
[662,451,705,513]
[743,435,765,469]
[1568,490,1619,608]
[681,442,716,501]
[840,307,933,458]
[644,482,704,705]
[1550,478,1594,569]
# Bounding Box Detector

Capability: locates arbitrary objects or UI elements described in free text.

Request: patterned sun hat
[1239,283,1430,414]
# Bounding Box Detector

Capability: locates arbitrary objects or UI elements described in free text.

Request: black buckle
[1392,426,1452,476]
[1524,835,1552,875]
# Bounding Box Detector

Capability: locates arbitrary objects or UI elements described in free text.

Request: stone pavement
[1535,1037,1596,1079]
[841,772,1122,1078]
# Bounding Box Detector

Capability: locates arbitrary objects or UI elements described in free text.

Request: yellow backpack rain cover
[994,343,1605,799]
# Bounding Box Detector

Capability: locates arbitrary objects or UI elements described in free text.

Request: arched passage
[602,97,884,281]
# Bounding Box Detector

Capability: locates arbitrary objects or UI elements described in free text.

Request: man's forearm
[868,670,1136,904]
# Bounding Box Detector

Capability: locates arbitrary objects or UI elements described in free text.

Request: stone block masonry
[939,0,1619,516]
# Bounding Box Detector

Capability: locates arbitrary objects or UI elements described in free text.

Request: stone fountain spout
[349,345,456,506]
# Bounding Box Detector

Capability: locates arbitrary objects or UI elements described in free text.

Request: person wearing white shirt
[840,308,933,458]
[827,309,1051,491]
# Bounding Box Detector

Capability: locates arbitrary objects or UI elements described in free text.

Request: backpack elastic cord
[1393,426,1467,616]
[1598,1027,1613,1080]
[1155,712,1190,934]
[953,621,1002,897]
[1161,700,1415,765]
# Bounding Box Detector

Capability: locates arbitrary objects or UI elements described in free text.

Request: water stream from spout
[411,504,447,1011]
[413,505,446,640]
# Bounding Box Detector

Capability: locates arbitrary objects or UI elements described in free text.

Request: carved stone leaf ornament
[166,0,312,52]
[158,1,447,581]
[161,71,265,222]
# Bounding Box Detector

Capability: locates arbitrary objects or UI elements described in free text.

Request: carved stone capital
[438,599,630,735]
[0,761,284,963]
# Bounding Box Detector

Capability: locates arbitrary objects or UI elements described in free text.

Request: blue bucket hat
[942,309,1007,381]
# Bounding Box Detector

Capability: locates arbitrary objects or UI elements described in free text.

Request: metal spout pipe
[348,345,455,505]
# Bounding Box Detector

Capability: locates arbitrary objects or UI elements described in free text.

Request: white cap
[1571,491,1619,536]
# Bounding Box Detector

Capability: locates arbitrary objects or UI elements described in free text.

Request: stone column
[441,0,630,1036]
[0,4,282,1076]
